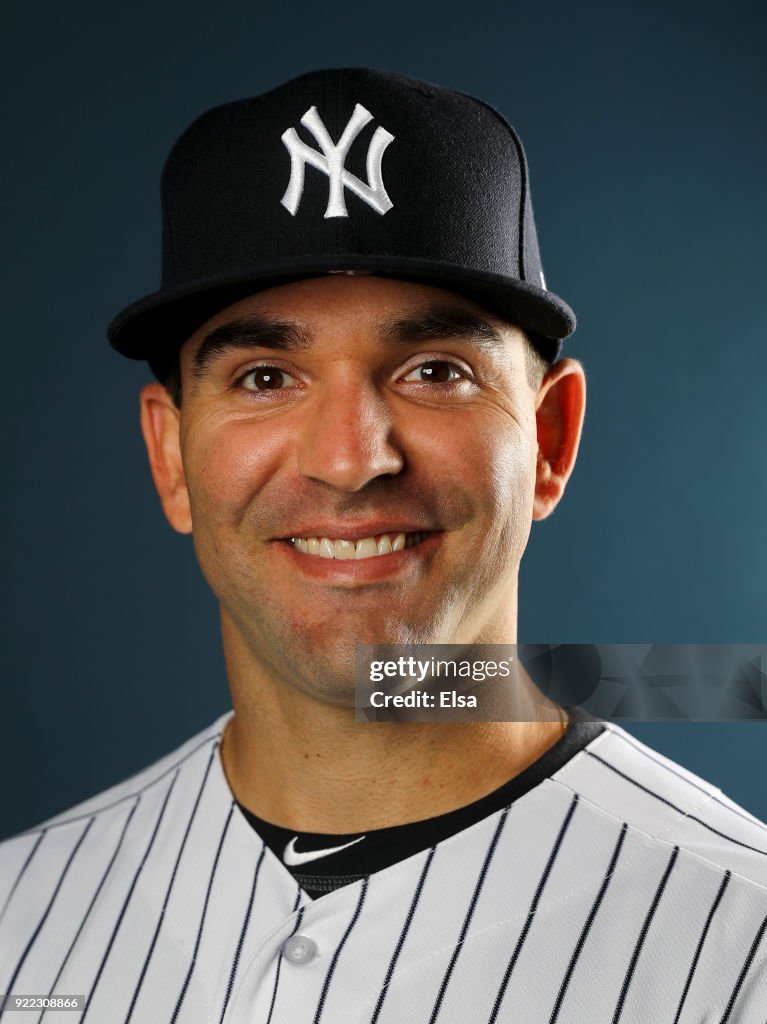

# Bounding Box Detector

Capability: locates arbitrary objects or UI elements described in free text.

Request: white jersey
[2,712,767,1023]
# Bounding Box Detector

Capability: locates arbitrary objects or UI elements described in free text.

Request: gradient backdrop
[1,0,765,838]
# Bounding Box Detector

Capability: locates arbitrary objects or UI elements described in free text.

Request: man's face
[144,275,579,703]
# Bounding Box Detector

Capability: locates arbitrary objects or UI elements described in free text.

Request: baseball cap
[107,67,576,380]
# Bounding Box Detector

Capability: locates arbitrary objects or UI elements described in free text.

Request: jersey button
[282,935,318,965]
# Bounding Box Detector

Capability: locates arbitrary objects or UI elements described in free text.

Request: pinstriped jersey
[1,712,767,1023]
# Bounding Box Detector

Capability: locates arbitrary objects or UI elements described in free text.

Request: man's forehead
[180,273,524,360]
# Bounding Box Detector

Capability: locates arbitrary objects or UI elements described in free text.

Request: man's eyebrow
[190,303,507,383]
[379,305,505,349]
[190,315,312,381]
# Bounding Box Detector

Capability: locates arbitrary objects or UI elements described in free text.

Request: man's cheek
[186,430,272,511]
[475,426,535,512]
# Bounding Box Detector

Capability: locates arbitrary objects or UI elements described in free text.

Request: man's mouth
[289,531,431,560]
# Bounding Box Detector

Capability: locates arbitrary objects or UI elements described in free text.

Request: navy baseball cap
[107,68,576,380]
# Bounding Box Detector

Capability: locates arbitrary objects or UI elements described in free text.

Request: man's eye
[403,361,463,383]
[240,366,297,391]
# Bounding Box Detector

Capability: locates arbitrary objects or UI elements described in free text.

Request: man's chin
[270,646,363,709]
[270,622,432,708]
[294,678,360,709]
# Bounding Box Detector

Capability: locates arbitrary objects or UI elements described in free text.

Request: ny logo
[281,104,395,219]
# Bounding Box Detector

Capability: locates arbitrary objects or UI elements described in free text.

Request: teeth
[291,531,427,559]
[355,537,378,559]
[377,535,393,555]
[335,539,356,560]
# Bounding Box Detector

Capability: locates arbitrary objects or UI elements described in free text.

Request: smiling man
[2,68,767,1023]
[141,273,582,836]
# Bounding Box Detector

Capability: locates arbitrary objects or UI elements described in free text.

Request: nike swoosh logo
[283,835,366,867]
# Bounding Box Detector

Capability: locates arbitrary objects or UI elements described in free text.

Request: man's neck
[219,680,565,834]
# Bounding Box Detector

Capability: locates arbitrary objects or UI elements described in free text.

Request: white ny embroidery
[281,103,395,219]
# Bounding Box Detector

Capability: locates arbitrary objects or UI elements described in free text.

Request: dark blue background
[2,0,765,838]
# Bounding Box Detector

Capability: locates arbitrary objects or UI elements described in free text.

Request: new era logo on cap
[281,103,395,219]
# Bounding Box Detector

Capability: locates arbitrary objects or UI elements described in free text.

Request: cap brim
[108,255,576,378]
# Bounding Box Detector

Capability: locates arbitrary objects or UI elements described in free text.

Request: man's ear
[139,383,192,534]
[533,358,587,521]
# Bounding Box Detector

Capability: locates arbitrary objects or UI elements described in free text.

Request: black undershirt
[237,708,605,899]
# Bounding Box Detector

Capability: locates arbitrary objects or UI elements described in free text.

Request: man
[1,68,766,1023]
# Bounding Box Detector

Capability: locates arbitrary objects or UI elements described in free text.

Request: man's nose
[297,374,405,492]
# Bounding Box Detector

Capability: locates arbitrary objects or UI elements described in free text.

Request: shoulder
[552,721,767,888]
[0,712,231,905]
